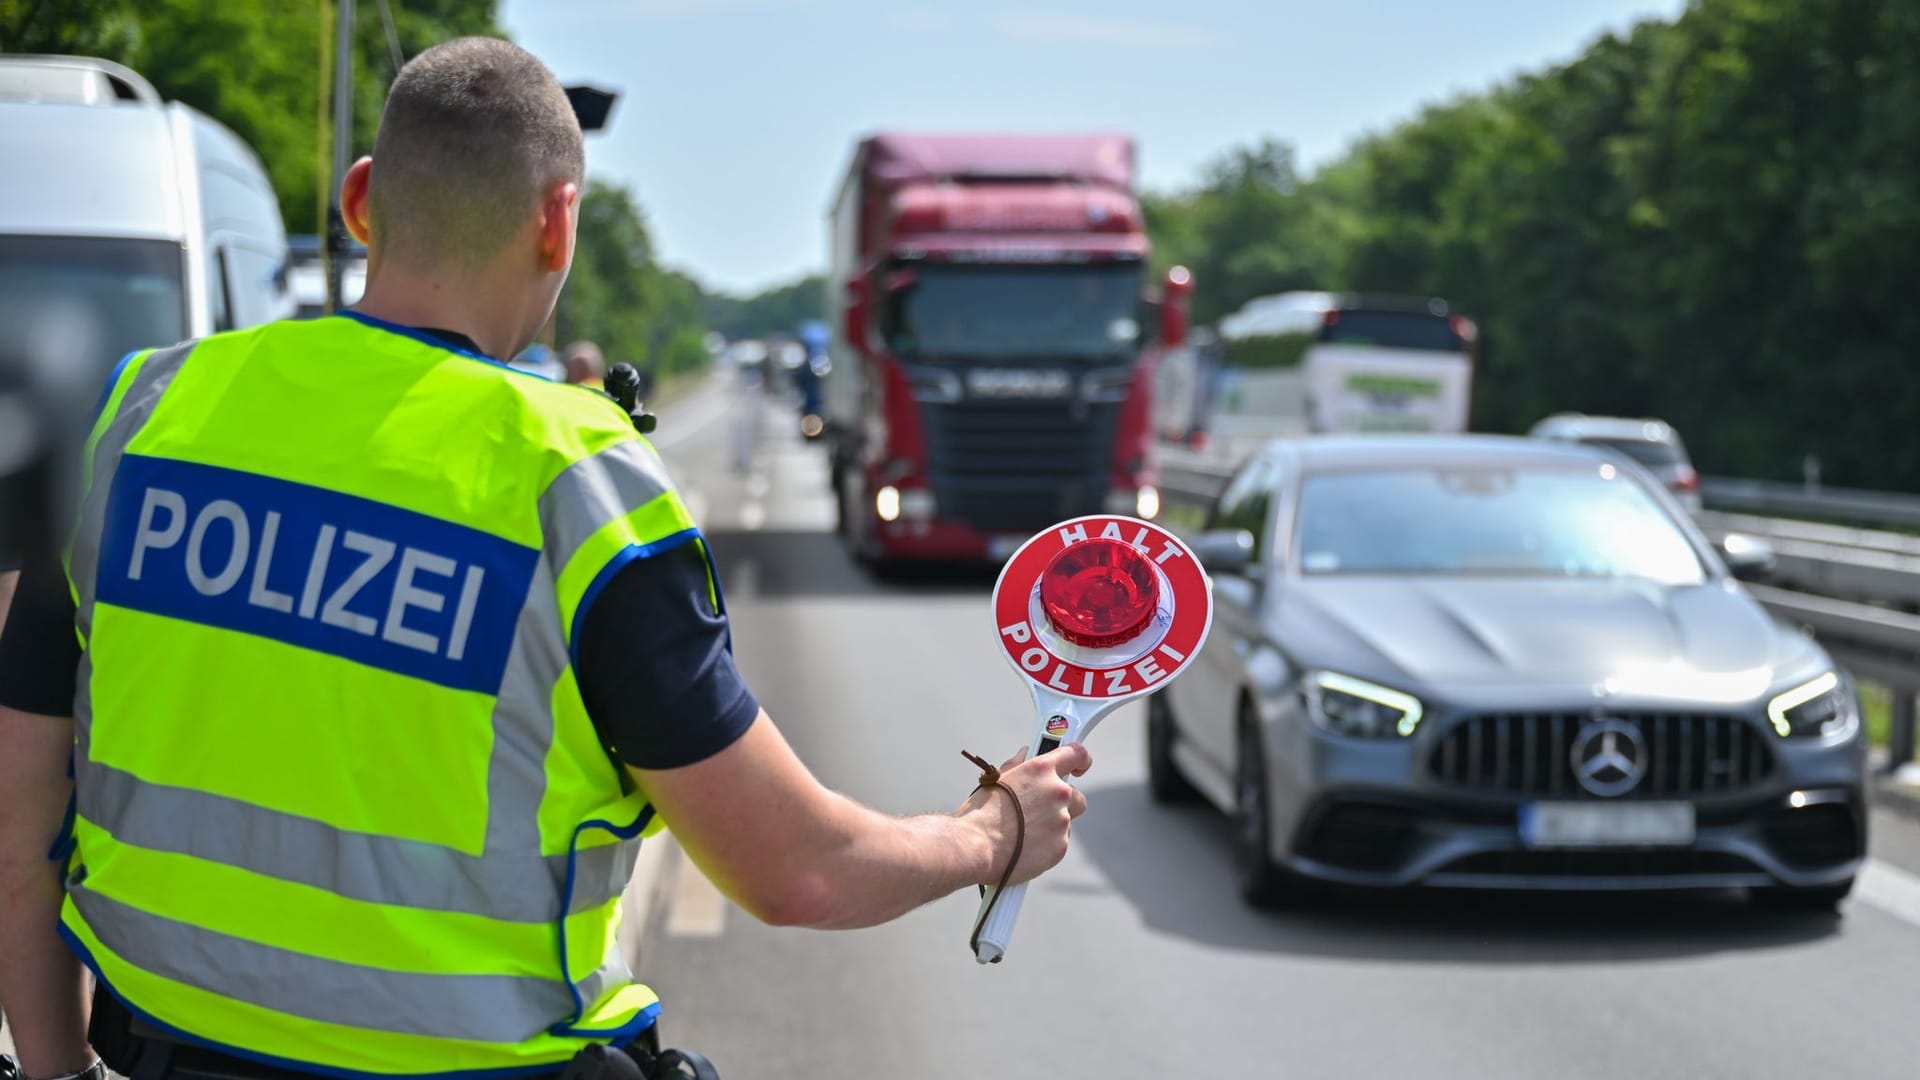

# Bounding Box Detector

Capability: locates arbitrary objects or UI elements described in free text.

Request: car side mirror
[1720,533,1776,582]
[1191,528,1257,578]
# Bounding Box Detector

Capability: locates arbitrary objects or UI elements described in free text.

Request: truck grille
[1428,713,1775,799]
[920,399,1118,534]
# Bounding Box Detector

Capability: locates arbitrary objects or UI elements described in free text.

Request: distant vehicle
[1195,292,1476,458]
[1150,328,1222,448]
[1154,436,1864,911]
[0,55,294,386]
[286,234,366,319]
[1530,413,1703,511]
[508,342,565,381]
[824,132,1191,570]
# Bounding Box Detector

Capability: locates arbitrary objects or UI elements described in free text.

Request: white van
[0,55,294,389]
[1211,291,1477,456]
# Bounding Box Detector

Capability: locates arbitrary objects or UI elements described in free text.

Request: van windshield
[0,235,188,380]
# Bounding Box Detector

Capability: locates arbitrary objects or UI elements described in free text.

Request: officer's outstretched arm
[631,711,1091,931]
[0,704,93,1073]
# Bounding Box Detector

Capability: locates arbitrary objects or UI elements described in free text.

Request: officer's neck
[353,267,537,362]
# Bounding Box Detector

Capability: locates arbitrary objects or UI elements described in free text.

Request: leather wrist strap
[962,750,1026,956]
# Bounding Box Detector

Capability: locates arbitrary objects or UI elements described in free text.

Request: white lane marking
[740,501,766,531]
[1857,857,1920,930]
[664,846,729,939]
[747,474,771,499]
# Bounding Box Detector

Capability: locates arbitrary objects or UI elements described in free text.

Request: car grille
[1434,849,1764,879]
[919,398,1118,534]
[1428,713,1776,799]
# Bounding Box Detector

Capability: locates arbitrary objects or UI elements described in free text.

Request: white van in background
[0,55,294,394]
[1208,291,1477,457]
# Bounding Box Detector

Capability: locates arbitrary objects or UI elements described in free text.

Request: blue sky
[500,0,1686,295]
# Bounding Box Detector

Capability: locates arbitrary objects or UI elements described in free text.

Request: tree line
[1,0,710,375]
[1146,0,1920,490]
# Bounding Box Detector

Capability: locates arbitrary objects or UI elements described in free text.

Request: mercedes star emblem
[1571,718,1647,797]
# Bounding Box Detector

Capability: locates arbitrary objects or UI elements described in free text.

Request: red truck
[825,132,1191,569]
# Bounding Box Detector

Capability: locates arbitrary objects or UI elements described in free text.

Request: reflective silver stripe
[69,341,197,642]
[538,440,676,574]
[574,944,636,1015]
[76,762,633,921]
[485,571,564,858]
[70,885,574,1041]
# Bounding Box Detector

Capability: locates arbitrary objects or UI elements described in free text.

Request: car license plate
[1519,802,1696,848]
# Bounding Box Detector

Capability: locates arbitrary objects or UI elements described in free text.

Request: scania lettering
[823,133,1192,570]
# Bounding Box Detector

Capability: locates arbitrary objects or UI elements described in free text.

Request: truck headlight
[1766,671,1856,739]
[1305,672,1424,738]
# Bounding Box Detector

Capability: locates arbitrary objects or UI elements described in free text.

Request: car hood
[1272,576,1825,699]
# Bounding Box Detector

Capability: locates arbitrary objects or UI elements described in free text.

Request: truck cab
[826,133,1189,568]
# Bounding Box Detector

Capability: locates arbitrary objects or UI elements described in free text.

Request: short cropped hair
[367,37,584,266]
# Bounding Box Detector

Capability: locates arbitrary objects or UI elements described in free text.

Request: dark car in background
[1153,437,1866,911]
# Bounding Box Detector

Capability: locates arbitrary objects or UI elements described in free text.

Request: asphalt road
[641,377,1920,1080]
[7,378,1919,1076]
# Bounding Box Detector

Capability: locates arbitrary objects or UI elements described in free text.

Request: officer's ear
[341,157,375,246]
[537,181,579,274]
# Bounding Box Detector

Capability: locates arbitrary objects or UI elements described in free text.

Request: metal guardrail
[1154,448,1920,767]
[1694,511,1920,610]
[1702,476,1920,529]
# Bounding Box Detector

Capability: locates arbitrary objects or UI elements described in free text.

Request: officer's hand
[960,743,1091,887]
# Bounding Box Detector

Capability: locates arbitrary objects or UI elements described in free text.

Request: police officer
[0,38,1088,1080]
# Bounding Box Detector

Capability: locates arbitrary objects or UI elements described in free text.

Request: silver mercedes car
[1152,436,1867,910]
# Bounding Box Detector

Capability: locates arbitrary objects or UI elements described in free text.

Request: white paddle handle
[972,881,1027,964]
[971,711,1076,964]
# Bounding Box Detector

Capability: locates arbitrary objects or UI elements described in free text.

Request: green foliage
[557,180,710,376]
[700,273,827,341]
[2,0,499,235]
[1148,0,1920,490]
[1220,332,1313,370]
[0,0,153,54]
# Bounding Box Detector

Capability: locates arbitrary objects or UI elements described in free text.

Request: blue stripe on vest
[95,454,538,695]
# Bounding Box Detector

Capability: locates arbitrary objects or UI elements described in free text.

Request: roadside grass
[1863,680,1892,747]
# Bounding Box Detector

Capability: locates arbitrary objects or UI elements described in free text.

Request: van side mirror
[1191,528,1256,577]
[843,272,871,350]
[1720,533,1776,582]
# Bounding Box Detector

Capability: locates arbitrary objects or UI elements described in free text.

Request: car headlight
[1305,672,1424,738]
[1766,671,1857,739]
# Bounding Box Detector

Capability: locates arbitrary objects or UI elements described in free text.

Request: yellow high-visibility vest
[60,312,700,1075]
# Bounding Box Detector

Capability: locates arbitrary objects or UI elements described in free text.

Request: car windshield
[881,263,1143,360]
[0,235,188,381]
[1581,436,1685,468]
[1295,464,1706,583]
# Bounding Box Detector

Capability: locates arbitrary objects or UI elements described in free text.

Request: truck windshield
[0,235,189,379]
[882,263,1143,360]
